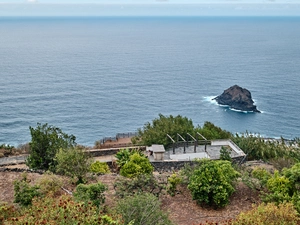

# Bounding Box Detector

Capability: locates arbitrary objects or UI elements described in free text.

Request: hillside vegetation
[1,116,300,224]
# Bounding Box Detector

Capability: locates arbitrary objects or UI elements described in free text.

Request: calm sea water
[1,17,300,146]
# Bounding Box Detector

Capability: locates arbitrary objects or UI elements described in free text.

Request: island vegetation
[1,115,300,224]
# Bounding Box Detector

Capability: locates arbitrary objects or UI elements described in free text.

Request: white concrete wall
[211,139,245,156]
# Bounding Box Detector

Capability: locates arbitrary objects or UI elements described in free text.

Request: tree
[55,147,93,184]
[187,159,240,208]
[196,121,232,140]
[132,114,194,147]
[26,123,76,171]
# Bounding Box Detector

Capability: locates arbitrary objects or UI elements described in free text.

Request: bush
[55,147,93,184]
[282,162,300,193]
[188,159,240,208]
[0,203,18,223]
[90,161,110,174]
[120,152,153,178]
[13,173,40,207]
[270,157,296,172]
[233,202,299,225]
[167,173,182,196]
[115,148,144,168]
[232,133,300,161]
[251,167,272,187]
[4,195,122,225]
[36,172,63,196]
[74,182,107,207]
[114,174,165,198]
[263,170,292,203]
[116,193,173,225]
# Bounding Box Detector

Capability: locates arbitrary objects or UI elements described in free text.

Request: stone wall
[0,167,44,174]
[150,155,246,173]
[87,146,146,157]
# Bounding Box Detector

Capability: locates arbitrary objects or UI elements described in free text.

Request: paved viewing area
[148,139,245,162]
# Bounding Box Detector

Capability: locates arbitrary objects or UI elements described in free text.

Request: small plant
[116,193,174,225]
[13,173,40,207]
[220,146,232,162]
[74,182,107,207]
[0,144,16,157]
[115,148,144,168]
[167,173,182,196]
[251,167,272,187]
[179,162,197,184]
[120,152,153,178]
[0,203,18,223]
[90,161,110,174]
[114,174,165,198]
[36,171,63,196]
[270,157,296,172]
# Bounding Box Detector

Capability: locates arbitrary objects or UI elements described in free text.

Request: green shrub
[55,147,93,184]
[232,133,300,161]
[115,148,144,168]
[116,193,173,225]
[233,202,299,225]
[263,170,292,203]
[115,148,132,167]
[90,161,110,174]
[120,152,153,178]
[74,182,107,207]
[114,174,165,198]
[255,163,300,212]
[4,195,122,225]
[283,162,300,193]
[36,172,63,196]
[179,162,197,184]
[220,146,232,162]
[13,173,40,207]
[188,159,240,208]
[251,167,272,186]
[167,173,182,196]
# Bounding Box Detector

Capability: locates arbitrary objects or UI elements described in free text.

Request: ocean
[1,16,300,147]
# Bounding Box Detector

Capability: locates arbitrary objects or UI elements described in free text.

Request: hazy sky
[0,0,299,17]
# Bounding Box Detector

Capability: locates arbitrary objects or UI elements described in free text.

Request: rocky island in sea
[213,85,261,113]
